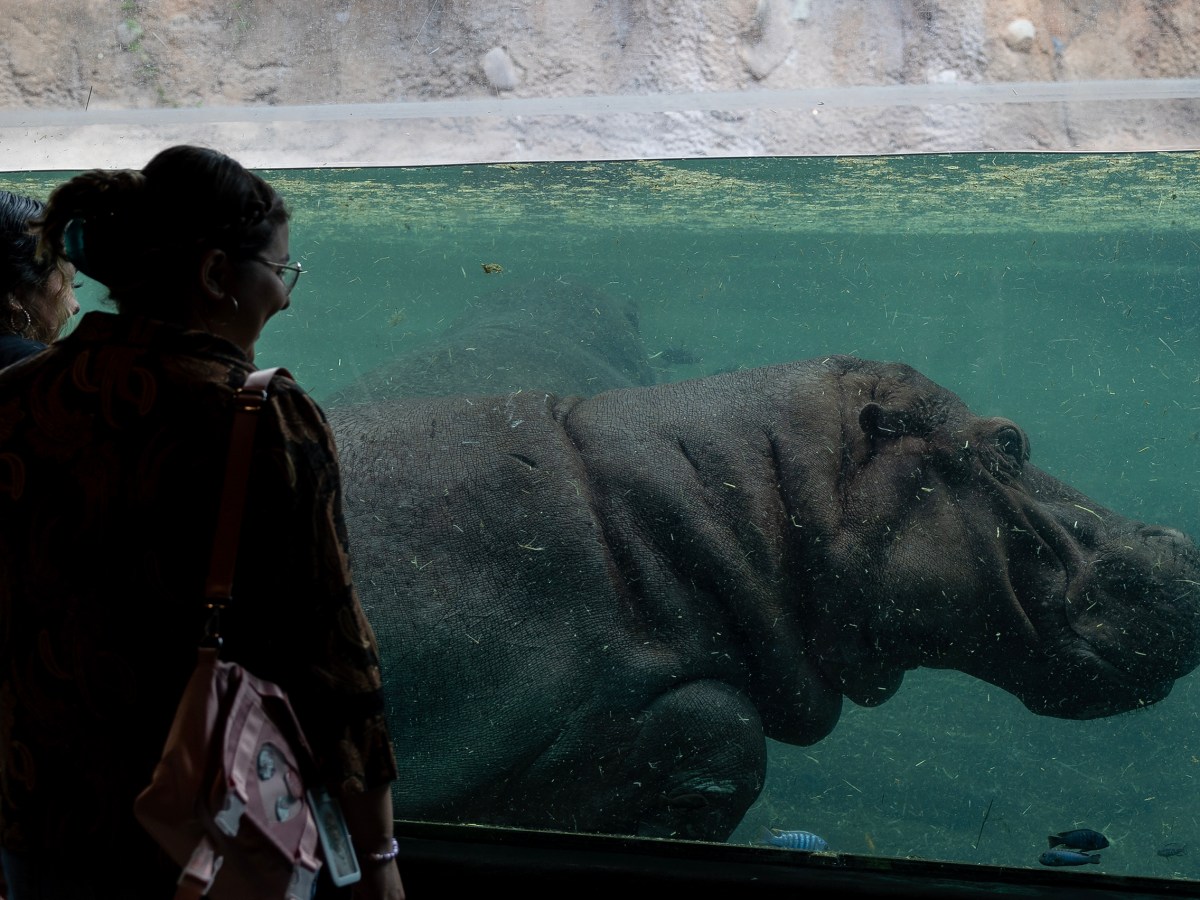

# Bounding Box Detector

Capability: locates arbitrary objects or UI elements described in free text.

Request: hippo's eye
[994,426,1027,463]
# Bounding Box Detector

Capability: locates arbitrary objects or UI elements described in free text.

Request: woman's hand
[352,860,405,900]
[339,783,405,899]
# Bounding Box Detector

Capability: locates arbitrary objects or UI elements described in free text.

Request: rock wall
[2,0,1198,168]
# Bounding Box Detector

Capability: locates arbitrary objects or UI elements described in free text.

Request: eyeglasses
[250,257,306,294]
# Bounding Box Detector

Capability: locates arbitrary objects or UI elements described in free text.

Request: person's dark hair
[36,145,288,316]
[0,190,55,300]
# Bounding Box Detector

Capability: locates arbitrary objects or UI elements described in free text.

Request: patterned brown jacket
[0,311,397,871]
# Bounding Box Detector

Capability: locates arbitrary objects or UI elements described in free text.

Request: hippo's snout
[1069,524,1200,688]
[1098,525,1200,580]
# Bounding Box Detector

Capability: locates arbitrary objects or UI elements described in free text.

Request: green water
[5,152,1200,881]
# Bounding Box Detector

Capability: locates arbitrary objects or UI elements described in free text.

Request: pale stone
[115,20,142,50]
[482,47,519,92]
[741,0,793,81]
[1003,17,1036,52]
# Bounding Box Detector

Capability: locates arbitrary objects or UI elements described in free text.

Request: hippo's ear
[859,402,908,440]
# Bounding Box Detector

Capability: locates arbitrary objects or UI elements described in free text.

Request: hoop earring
[8,306,32,338]
[213,295,239,326]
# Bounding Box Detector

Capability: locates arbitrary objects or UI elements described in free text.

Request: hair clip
[63,218,90,272]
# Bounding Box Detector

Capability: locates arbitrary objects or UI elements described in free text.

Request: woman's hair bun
[36,146,286,306]
[38,169,148,287]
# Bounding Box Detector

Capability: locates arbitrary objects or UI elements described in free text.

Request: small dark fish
[760,827,828,851]
[1048,828,1110,851]
[1040,849,1101,867]
[1158,842,1187,858]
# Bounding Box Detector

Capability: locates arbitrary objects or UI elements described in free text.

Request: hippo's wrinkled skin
[331,354,1200,842]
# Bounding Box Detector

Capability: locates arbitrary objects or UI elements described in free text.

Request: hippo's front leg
[619,680,767,841]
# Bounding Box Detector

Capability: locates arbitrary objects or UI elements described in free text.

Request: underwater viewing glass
[4,148,1197,891]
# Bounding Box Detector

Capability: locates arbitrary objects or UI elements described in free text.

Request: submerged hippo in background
[329,277,655,406]
[329,330,1200,841]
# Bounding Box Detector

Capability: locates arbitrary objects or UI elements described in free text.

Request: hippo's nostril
[1137,525,1192,545]
[1103,527,1200,572]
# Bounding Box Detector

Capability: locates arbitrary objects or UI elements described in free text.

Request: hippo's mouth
[1021,525,1200,719]
[1022,650,1176,720]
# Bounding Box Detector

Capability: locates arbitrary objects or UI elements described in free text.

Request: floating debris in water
[760,827,828,851]
[648,346,700,366]
[481,262,504,274]
[1158,842,1187,858]
[1040,849,1101,867]
[1048,828,1109,851]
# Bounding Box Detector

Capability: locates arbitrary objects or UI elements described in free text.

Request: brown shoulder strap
[204,367,292,612]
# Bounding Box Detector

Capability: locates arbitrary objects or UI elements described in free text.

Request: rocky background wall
[1,0,1198,168]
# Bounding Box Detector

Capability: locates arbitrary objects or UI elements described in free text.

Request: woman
[0,147,403,900]
[0,190,80,365]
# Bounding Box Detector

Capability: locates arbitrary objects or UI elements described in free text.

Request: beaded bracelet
[361,836,400,864]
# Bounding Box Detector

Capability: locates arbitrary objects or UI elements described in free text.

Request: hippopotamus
[330,277,655,405]
[325,280,1200,842]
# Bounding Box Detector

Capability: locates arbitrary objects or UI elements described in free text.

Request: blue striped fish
[760,827,829,851]
[1039,849,1101,867]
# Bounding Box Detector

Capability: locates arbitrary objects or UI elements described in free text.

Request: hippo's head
[794,359,1200,722]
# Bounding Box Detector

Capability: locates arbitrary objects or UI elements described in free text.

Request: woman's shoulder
[252,367,336,440]
[253,367,319,410]
[0,333,47,369]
